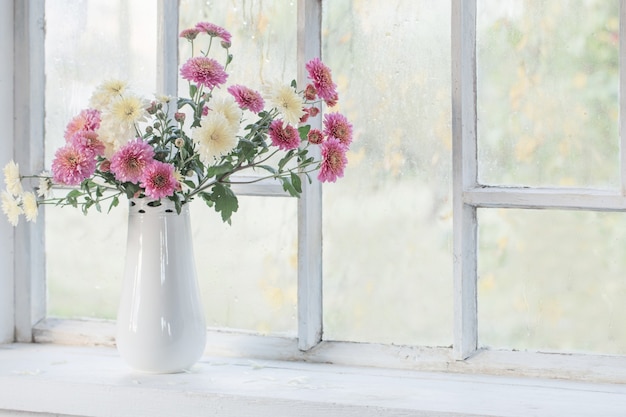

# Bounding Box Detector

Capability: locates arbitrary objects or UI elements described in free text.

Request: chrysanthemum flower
[211,96,242,132]
[37,172,52,198]
[192,113,238,165]
[323,112,353,146]
[3,160,22,196]
[268,120,301,151]
[51,145,96,185]
[22,191,38,223]
[64,108,101,141]
[69,131,105,157]
[180,57,228,90]
[179,28,200,41]
[140,161,178,200]
[227,85,265,113]
[1,191,22,226]
[110,139,155,183]
[107,94,148,127]
[89,80,128,109]
[307,128,324,145]
[318,138,348,183]
[195,22,232,44]
[305,58,338,103]
[264,82,305,126]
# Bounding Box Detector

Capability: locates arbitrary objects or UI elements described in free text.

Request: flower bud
[174,112,186,123]
[145,126,154,134]
[304,84,317,101]
[175,138,185,148]
[99,160,111,172]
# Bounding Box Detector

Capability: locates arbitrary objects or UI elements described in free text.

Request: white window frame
[3,0,626,383]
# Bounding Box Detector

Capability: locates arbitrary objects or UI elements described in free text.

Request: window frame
[2,0,626,381]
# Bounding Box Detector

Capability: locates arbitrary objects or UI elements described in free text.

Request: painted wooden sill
[1,343,626,417]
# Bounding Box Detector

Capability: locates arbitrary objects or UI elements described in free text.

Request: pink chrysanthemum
[305,58,338,103]
[307,128,324,145]
[110,139,155,183]
[140,161,178,200]
[51,145,96,186]
[318,138,348,183]
[179,28,200,40]
[324,91,339,107]
[64,108,101,141]
[195,22,232,44]
[268,120,301,151]
[68,131,105,157]
[323,112,353,146]
[227,85,265,113]
[180,57,228,89]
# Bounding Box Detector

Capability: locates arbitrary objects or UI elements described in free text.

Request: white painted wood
[1,344,626,417]
[466,186,626,211]
[451,0,478,360]
[13,0,46,343]
[296,0,323,351]
[32,319,626,384]
[0,0,15,344]
[156,0,178,100]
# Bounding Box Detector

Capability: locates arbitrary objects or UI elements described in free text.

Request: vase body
[116,198,206,373]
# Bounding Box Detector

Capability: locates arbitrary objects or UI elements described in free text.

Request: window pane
[45,0,157,318]
[477,0,619,188]
[179,1,298,335]
[192,197,298,335]
[322,1,453,346]
[478,209,626,354]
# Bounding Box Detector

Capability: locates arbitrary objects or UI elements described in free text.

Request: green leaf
[211,183,239,223]
[189,83,198,98]
[107,195,120,213]
[298,125,311,140]
[290,172,302,194]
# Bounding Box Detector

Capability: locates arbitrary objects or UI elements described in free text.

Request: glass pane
[192,197,298,335]
[45,0,157,318]
[478,209,626,354]
[178,1,298,335]
[322,1,453,346]
[477,0,619,188]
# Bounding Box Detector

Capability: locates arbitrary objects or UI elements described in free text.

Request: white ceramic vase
[116,197,206,373]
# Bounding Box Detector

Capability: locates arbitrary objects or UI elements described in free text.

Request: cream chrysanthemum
[192,113,238,165]
[108,94,147,126]
[211,96,242,132]
[37,171,52,198]
[22,191,38,223]
[264,82,305,125]
[1,191,22,226]
[3,160,22,196]
[98,94,147,151]
[89,80,128,109]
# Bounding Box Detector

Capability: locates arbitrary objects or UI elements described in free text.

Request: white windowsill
[1,343,626,417]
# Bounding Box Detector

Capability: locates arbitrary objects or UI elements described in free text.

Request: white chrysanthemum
[37,171,52,198]
[211,96,242,133]
[192,113,238,165]
[107,94,148,127]
[22,191,38,223]
[1,191,22,226]
[89,80,128,109]
[3,160,23,197]
[263,82,305,125]
[155,94,173,104]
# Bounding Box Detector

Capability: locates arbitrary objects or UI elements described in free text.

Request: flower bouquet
[2,21,352,226]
